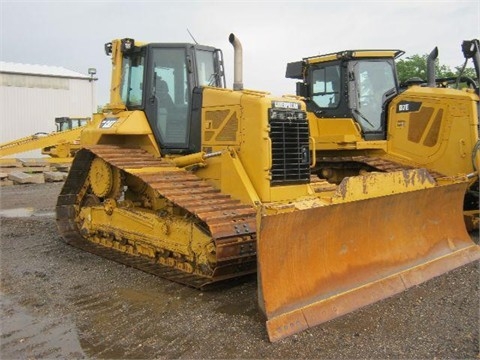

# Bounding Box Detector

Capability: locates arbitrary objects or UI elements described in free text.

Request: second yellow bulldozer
[56,34,480,342]
[286,39,480,230]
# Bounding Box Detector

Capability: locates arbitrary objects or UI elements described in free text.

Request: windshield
[350,60,396,132]
[196,49,223,87]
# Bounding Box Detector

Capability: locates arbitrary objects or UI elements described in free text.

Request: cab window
[121,54,145,107]
[311,65,340,108]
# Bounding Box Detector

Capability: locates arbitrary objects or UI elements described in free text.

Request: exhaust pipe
[229,33,243,91]
[427,47,438,87]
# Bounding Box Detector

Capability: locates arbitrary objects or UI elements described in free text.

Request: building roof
[0,61,91,79]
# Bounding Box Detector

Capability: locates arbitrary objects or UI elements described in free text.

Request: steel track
[56,145,257,289]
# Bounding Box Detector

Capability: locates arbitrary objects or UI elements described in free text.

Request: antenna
[187,28,199,44]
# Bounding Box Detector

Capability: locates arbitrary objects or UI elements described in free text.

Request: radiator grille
[269,109,310,185]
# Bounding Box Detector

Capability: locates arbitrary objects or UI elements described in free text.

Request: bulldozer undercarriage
[313,155,446,183]
[56,145,257,288]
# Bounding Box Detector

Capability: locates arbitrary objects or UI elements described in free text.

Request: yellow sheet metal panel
[387,87,479,176]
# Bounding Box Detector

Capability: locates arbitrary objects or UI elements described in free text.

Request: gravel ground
[0,182,479,359]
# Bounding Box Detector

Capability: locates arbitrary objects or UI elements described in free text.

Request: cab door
[144,45,193,153]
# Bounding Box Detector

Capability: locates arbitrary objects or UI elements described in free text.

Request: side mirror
[104,42,112,56]
[286,61,304,79]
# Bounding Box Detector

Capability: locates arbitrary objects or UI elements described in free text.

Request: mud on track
[0,182,479,359]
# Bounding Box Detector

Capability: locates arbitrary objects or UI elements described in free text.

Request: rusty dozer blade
[258,177,480,342]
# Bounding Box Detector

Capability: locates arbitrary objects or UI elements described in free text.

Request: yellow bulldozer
[56,34,480,342]
[286,39,480,230]
[0,116,90,160]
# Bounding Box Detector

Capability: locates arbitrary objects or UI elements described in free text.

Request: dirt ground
[0,182,479,359]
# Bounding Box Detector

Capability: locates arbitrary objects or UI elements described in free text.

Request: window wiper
[353,109,375,128]
[208,73,219,86]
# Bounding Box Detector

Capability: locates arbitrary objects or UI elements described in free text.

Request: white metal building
[0,61,96,157]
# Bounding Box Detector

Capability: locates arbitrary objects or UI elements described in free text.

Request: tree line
[396,53,477,86]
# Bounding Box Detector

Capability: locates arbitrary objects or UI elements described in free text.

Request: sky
[1,0,479,106]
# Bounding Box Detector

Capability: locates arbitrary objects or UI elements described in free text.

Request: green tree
[396,54,456,83]
[454,65,477,79]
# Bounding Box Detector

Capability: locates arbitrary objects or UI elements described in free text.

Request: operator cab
[55,117,90,131]
[287,50,403,140]
[109,38,226,154]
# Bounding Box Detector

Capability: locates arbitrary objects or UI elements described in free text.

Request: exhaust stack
[229,33,243,91]
[427,47,438,87]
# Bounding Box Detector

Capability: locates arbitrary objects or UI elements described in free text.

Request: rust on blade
[257,181,480,342]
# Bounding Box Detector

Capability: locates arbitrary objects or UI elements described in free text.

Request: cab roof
[305,49,405,64]
[286,49,405,79]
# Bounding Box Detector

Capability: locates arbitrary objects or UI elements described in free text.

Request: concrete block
[19,159,50,167]
[8,171,45,184]
[0,179,14,186]
[52,164,71,172]
[0,159,21,168]
[44,171,65,182]
[0,167,27,176]
[21,166,51,173]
